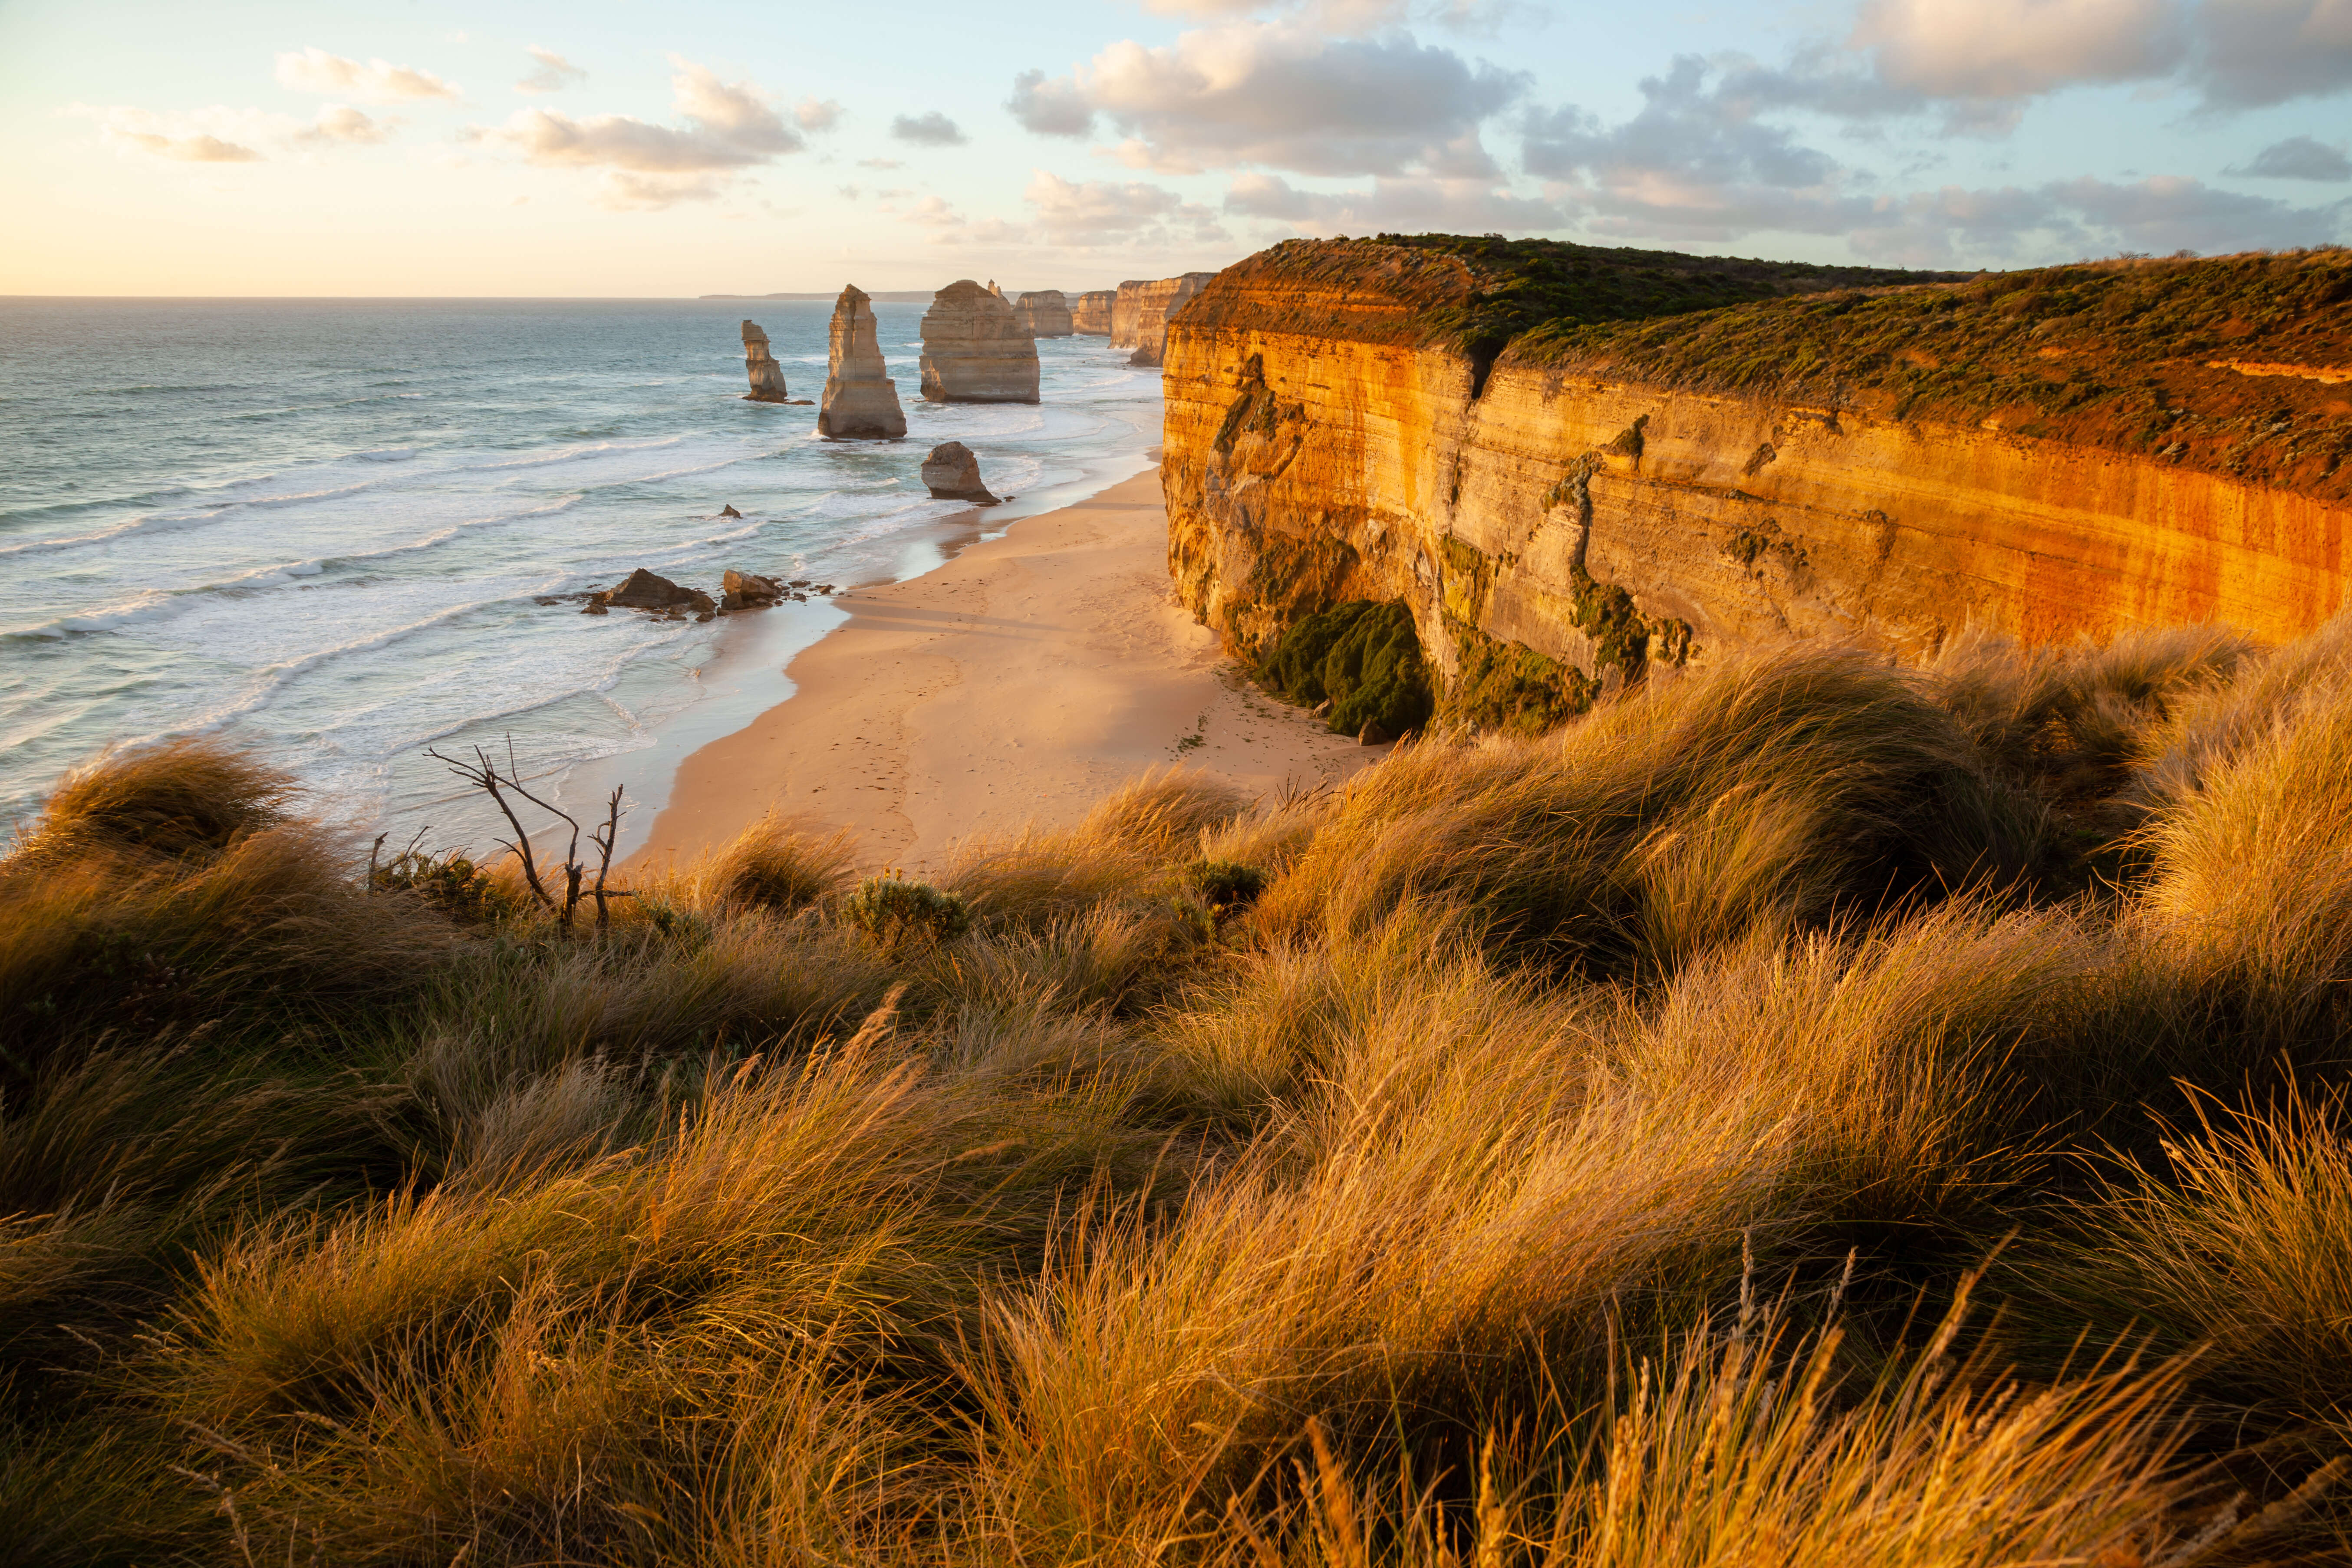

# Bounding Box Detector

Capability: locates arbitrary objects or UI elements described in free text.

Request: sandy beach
[631,466,1378,872]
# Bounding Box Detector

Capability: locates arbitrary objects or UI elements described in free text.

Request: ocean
[0,298,1162,855]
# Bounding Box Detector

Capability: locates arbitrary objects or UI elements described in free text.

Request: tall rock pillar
[817,285,907,439]
[918,280,1041,404]
[741,320,790,402]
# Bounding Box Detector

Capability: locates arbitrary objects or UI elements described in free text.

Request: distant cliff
[1163,237,2352,728]
[1115,273,1218,366]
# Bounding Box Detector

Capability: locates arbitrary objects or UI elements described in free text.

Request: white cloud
[905,193,964,225]
[296,105,393,145]
[76,104,304,163]
[1010,19,1524,177]
[274,46,459,104]
[1851,0,2187,100]
[796,96,844,131]
[2231,133,2352,177]
[471,58,802,209]
[1025,170,1231,243]
[892,111,967,145]
[2196,0,2352,105]
[1225,170,1561,231]
[858,156,904,169]
[600,171,723,210]
[1522,59,1878,239]
[121,130,266,163]
[516,47,587,95]
[478,59,797,174]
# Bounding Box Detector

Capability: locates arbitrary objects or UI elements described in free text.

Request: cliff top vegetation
[13,616,2352,1561]
[1188,235,2352,501]
[1523,245,2352,499]
[1192,235,1945,369]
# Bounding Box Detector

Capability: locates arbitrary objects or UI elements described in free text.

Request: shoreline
[628,465,1378,873]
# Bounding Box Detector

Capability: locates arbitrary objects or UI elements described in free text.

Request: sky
[1,0,2348,296]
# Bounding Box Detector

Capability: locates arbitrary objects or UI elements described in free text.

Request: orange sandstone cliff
[1163,237,2352,725]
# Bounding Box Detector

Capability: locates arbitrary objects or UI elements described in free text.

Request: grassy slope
[9,619,2352,1564]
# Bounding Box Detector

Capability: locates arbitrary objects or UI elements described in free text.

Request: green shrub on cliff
[1257,600,1435,738]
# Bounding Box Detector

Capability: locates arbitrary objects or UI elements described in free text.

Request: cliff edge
[1164,236,2352,729]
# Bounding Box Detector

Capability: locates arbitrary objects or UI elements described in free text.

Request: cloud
[1225,169,1561,231]
[1850,0,2187,101]
[479,59,798,175]
[516,47,587,95]
[2231,133,2352,178]
[472,58,801,208]
[76,104,295,162]
[295,105,393,145]
[600,171,722,210]
[274,46,458,104]
[2196,0,2352,106]
[892,111,967,145]
[1024,170,1232,243]
[1011,19,1525,177]
[858,156,904,169]
[796,97,844,131]
[1522,58,1881,239]
[120,130,266,162]
[1007,69,1097,136]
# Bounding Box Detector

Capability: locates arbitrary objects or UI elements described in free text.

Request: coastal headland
[631,466,1375,871]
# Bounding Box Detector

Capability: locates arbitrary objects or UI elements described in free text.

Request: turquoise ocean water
[0,299,1160,853]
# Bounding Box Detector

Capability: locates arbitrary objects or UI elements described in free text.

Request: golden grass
[9,624,2352,1563]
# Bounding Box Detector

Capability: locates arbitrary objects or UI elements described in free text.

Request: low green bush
[1185,859,1268,912]
[1258,600,1435,738]
[842,874,971,949]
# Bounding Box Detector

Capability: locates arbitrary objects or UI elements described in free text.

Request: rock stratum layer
[818,285,907,440]
[1115,273,1217,366]
[1015,290,1075,337]
[920,280,1041,404]
[741,320,790,402]
[1164,237,2352,726]
[1071,290,1115,335]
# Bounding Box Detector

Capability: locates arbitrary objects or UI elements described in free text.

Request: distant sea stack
[741,321,791,403]
[1015,290,1075,338]
[1116,273,1219,367]
[1071,290,1115,335]
[919,280,1041,404]
[817,285,907,440]
[920,441,999,504]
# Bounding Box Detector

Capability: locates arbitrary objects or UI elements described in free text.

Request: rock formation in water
[1071,290,1115,335]
[719,569,784,612]
[741,321,790,403]
[817,285,908,440]
[1015,289,1074,338]
[920,441,1000,504]
[918,280,1041,404]
[1116,273,1219,367]
[586,568,717,619]
[1163,237,2352,734]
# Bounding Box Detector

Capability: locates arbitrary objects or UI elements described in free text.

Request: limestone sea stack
[919,441,999,504]
[1117,272,1219,367]
[816,285,907,440]
[1014,290,1074,337]
[918,280,1041,404]
[741,321,790,402]
[1071,290,1115,335]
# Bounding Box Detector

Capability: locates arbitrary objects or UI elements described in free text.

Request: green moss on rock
[1259,600,1435,738]
[1443,620,1597,736]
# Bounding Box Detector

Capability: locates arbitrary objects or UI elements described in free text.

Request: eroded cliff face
[1165,240,2352,724]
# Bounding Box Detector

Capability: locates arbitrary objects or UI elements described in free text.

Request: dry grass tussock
[8,625,2352,1565]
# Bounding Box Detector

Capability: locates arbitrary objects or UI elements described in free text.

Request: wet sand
[630,468,1377,872]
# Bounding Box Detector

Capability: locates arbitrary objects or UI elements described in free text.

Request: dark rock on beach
[585,568,717,619]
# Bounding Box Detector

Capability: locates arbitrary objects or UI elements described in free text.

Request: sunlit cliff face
[1162,239,2352,729]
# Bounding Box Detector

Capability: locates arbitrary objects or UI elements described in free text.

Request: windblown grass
[8,622,2352,1565]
